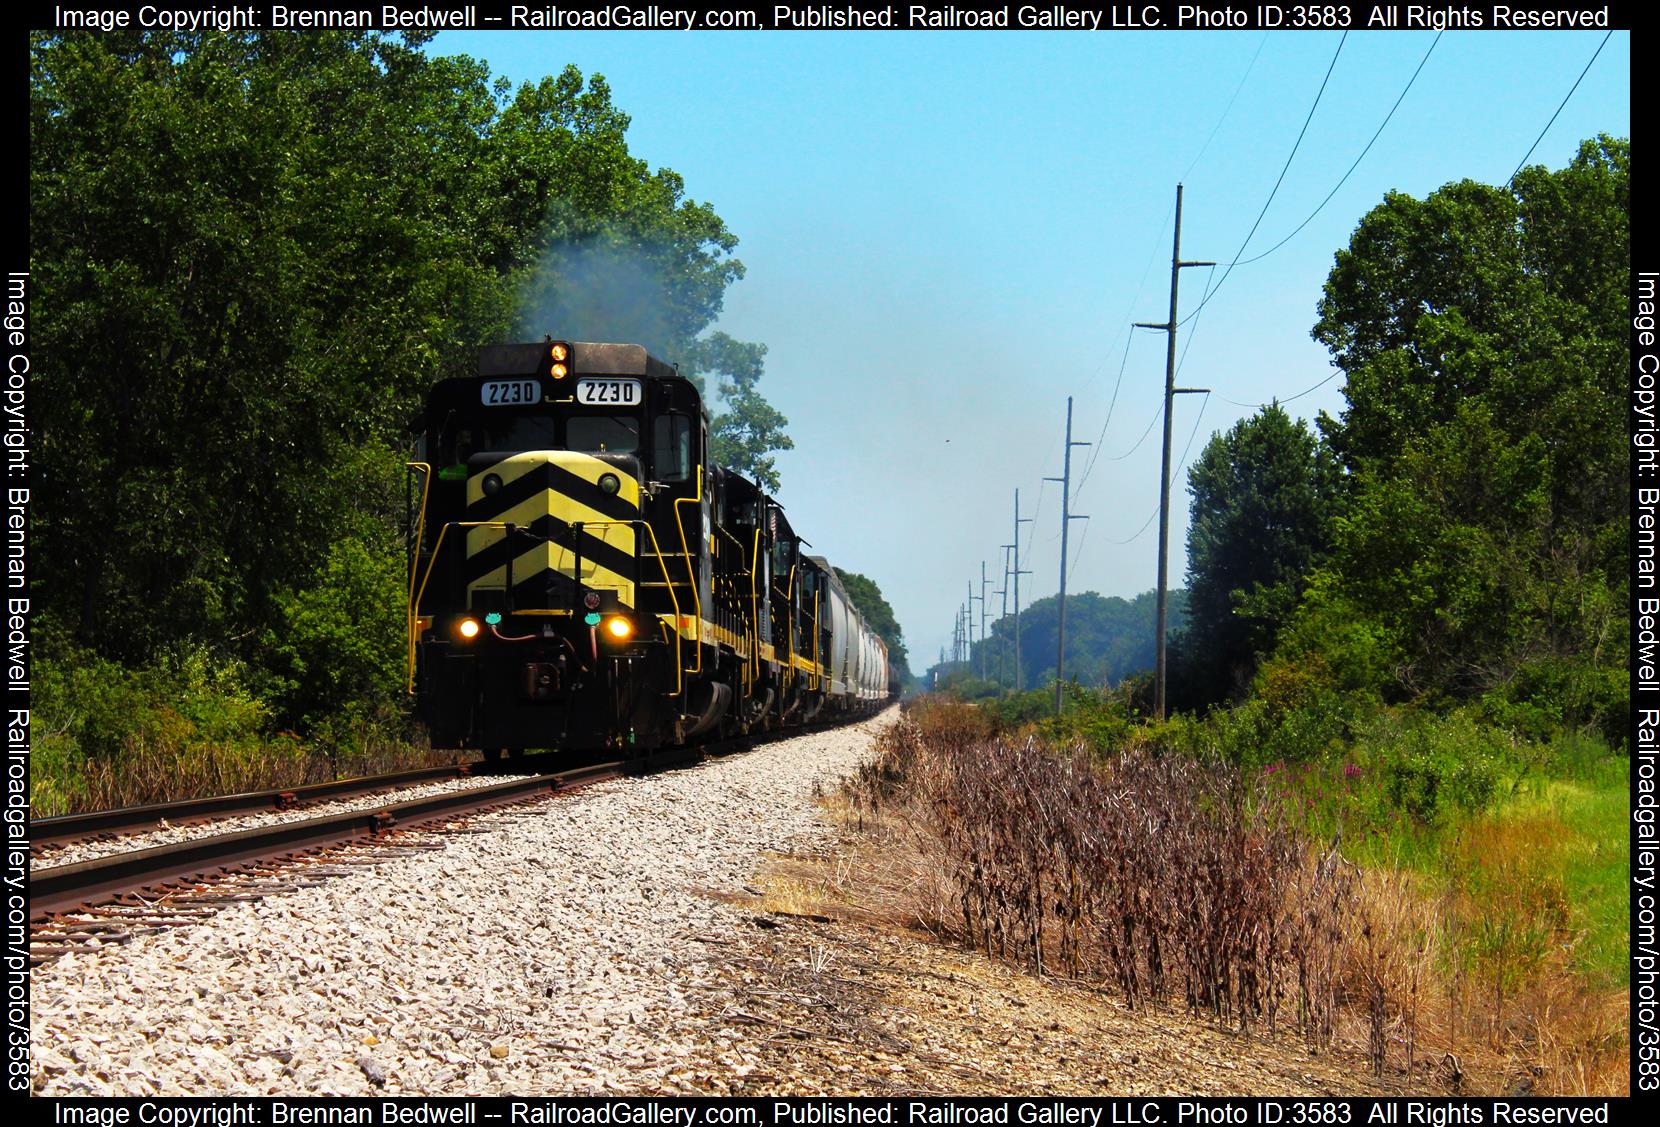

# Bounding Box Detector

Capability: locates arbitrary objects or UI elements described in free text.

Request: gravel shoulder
[31,712,898,1096]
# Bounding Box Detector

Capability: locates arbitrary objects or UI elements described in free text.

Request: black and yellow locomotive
[407,339,890,756]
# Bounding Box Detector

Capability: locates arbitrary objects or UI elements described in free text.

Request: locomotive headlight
[605,617,633,640]
[482,473,503,497]
[549,342,569,362]
[457,617,481,640]
[550,363,568,379]
[598,473,620,496]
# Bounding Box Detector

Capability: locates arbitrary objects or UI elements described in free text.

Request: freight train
[406,339,892,756]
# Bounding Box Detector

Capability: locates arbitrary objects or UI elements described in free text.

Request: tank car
[406,339,889,756]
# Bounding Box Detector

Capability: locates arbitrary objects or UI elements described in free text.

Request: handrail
[581,519,684,697]
[409,519,509,693]
[404,462,433,693]
[783,563,798,691]
[672,466,705,681]
[748,527,764,691]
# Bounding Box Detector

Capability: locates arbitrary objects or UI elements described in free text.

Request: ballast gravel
[31,710,897,1096]
[35,772,545,869]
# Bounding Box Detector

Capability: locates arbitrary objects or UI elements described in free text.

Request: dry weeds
[823,705,1627,1096]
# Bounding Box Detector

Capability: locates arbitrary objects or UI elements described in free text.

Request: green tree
[694,333,794,491]
[1176,404,1337,706]
[1302,136,1628,711]
[965,589,1179,694]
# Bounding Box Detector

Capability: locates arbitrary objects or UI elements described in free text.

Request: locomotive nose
[462,451,640,613]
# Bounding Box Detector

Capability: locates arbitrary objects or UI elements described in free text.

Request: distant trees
[945,590,1183,695]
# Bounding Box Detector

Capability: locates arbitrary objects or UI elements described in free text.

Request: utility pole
[1011,489,1033,693]
[995,545,1011,691]
[967,580,981,675]
[1135,183,1212,721]
[1043,397,1090,715]
[969,561,982,680]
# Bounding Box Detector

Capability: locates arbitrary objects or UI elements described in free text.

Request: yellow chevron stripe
[465,452,639,609]
[469,540,637,608]
[547,451,643,505]
[465,453,541,500]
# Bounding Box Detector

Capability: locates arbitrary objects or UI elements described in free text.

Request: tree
[1176,405,1337,706]
[1302,136,1628,708]
[694,333,794,491]
[963,590,1179,694]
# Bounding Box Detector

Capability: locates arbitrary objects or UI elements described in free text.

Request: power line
[1100,392,1213,547]
[1507,30,1614,186]
[1179,31,1348,329]
[1074,328,1140,496]
[1082,199,1176,393]
[1181,32,1272,183]
[1232,32,1443,268]
[1101,403,1163,462]
[1211,31,1609,421]
[1215,368,1344,410]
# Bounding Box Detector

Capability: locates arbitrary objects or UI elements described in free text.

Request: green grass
[1495,774,1630,988]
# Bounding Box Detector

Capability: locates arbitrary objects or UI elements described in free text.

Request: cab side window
[653,414,692,482]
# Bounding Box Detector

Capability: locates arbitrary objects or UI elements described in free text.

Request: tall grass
[849,700,1355,1048]
[847,697,1629,1094]
[30,638,450,816]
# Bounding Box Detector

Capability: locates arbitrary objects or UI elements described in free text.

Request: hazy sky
[431,27,1630,671]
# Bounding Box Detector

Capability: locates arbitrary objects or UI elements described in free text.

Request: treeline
[937,588,1186,697]
[30,31,794,807]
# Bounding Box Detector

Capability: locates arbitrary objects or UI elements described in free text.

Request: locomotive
[406,339,891,756]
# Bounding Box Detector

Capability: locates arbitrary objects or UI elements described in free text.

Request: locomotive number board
[575,379,642,406]
[480,379,541,406]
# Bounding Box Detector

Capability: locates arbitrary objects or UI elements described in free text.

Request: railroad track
[28,726,820,961]
[30,762,505,851]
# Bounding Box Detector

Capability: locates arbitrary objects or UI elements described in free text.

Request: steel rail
[31,763,486,848]
[29,763,621,918]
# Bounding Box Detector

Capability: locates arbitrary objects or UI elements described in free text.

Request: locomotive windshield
[438,411,640,466]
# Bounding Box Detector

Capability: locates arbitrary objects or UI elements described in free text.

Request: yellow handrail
[783,563,797,691]
[408,519,508,693]
[404,463,432,694]
[672,467,705,679]
[582,519,685,697]
[748,527,764,691]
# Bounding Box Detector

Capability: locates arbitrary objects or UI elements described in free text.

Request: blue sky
[432,28,1631,673]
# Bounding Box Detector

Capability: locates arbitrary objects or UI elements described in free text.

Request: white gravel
[31,709,896,1096]
[35,772,545,869]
